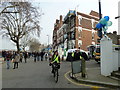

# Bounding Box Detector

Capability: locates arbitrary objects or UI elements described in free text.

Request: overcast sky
[31,0,120,45]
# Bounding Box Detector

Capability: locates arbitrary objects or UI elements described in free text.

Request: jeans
[13,62,18,69]
[6,60,10,69]
[37,56,39,61]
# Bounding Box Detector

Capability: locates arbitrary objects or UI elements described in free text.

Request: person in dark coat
[34,52,37,62]
[24,52,27,63]
[80,52,88,61]
[74,50,81,61]
[66,52,73,62]
[40,52,44,61]
[37,52,40,61]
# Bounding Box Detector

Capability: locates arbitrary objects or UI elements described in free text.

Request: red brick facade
[53,10,100,51]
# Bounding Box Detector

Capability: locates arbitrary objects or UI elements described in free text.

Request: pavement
[0,58,4,64]
[2,57,96,88]
[67,60,120,89]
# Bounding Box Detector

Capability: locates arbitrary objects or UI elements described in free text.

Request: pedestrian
[19,52,23,63]
[41,51,44,61]
[34,52,37,62]
[5,51,12,69]
[24,52,27,63]
[73,50,82,61]
[37,52,40,61]
[78,47,88,77]
[13,52,20,69]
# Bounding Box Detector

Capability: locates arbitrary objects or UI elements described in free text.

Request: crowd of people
[2,50,52,69]
[2,48,88,78]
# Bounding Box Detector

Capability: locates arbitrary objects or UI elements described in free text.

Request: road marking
[64,71,103,89]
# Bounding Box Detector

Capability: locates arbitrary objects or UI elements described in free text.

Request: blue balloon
[104,16,109,21]
[106,21,112,26]
[96,23,103,29]
[99,18,107,25]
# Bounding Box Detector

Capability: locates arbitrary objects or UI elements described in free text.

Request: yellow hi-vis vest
[52,55,59,63]
[72,52,83,59]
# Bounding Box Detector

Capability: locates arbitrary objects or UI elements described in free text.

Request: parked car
[87,45,96,59]
[94,44,100,63]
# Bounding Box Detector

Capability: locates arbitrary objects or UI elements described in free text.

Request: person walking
[13,52,20,69]
[24,52,27,63]
[37,52,40,61]
[5,51,12,69]
[41,51,44,61]
[19,52,23,63]
[34,52,37,62]
[74,47,88,78]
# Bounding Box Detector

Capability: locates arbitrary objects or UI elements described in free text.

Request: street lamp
[98,0,102,39]
[115,16,120,35]
[115,16,120,19]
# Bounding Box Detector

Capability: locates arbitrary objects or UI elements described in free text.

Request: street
[1,1,120,89]
[2,58,99,88]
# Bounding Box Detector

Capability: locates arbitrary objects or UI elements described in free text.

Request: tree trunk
[22,47,26,52]
[16,41,20,53]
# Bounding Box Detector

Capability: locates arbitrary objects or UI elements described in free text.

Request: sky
[31,0,120,45]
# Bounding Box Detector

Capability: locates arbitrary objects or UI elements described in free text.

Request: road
[2,57,100,88]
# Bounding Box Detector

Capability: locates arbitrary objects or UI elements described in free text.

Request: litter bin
[71,60,82,77]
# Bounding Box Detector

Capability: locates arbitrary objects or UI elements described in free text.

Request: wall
[0,35,16,51]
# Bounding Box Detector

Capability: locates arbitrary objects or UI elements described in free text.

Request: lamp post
[115,16,120,35]
[98,0,102,39]
[115,16,120,19]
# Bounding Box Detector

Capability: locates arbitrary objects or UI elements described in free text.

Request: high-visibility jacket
[52,55,60,63]
[72,52,83,60]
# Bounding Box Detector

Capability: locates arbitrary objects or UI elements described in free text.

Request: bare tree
[0,2,42,52]
[20,34,31,51]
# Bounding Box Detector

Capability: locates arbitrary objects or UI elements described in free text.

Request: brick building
[53,10,100,51]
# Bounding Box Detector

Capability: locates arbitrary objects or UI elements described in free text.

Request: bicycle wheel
[54,69,58,83]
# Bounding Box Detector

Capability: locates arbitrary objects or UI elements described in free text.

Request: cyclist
[49,50,60,73]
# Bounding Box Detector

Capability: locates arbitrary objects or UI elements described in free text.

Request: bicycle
[52,63,60,83]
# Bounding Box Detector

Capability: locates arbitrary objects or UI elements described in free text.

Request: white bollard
[100,36,113,76]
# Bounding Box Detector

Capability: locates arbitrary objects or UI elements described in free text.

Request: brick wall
[81,30,92,51]
[76,11,99,51]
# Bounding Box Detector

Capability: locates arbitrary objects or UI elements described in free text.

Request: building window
[64,34,67,41]
[79,18,82,25]
[78,30,82,38]
[78,27,82,38]
[92,32,95,40]
[71,31,75,40]
[78,40,82,47]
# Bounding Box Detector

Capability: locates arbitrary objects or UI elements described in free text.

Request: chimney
[56,19,59,24]
[59,15,63,27]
